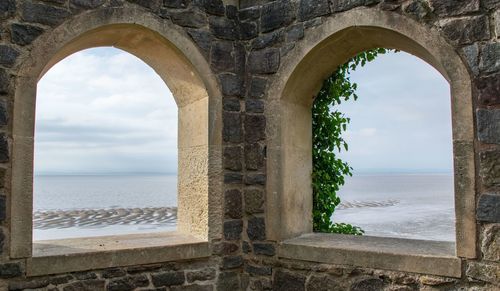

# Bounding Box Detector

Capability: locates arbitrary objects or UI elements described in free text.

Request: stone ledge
[278,233,462,278]
[27,232,210,276]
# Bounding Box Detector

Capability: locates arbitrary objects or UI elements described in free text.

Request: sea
[33,173,455,242]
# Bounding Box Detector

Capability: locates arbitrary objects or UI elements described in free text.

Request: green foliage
[312,48,390,235]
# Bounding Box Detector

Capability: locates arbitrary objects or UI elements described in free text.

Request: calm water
[33,173,455,241]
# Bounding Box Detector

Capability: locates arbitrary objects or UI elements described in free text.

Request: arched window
[34,47,178,240]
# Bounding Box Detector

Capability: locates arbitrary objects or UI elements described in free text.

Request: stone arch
[11,7,222,258]
[266,8,476,258]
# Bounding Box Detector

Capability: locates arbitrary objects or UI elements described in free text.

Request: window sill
[28,231,210,276]
[278,233,461,278]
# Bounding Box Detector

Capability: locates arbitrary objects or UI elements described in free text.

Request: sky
[35,48,453,175]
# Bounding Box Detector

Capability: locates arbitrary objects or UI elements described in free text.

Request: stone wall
[0,0,499,290]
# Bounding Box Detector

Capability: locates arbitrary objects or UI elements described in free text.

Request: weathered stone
[224,147,242,171]
[234,43,246,74]
[239,21,258,40]
[238,6,260,21]
[131,274,150,287]
[187,29,213,57]
[209,17,238,40]
[226,5,237,20]
[0,69,9,95]
[70,0,106,9]
[439,16,490,45]
[217,272,239,291]
[245,143,265,170]
[11,23,44,46]
[242,241,251,253]
[0,46,19,67]
[211,41,234,72]
[21,2,70,26]
[379,0,404,10]
[195,0,225,16]
[350,278,384,291]
[298,0,330,21]
[245,173,266,185]
[224,188,242,218]
[245,99,264,114]
[223,111,242,143]
[480,42,500,75]
[479,149,500,189]
[9,279,49,290]
[482,224,500,261]
[462,43,479,76]
[466,261,499,284]
[151,271,185,287]
[273,270,306,291]
[224,219,243,240]
[477,109,500,144]
[0,134,9,162]
[245,114,266,142]
[483,0,500,9]
[248,48,280,74]
[126,264,162,273]
[62,280,106,291]
[261,0,295,33]
[252,30,284,50]
[247,216,266,241]
[170,9,207,28]
[477,194,500,222]
[244,188,264,214]
[287,24,304,42]
[219,74,244,97]
[224,97,240,112]
[127,0,161,10]
[213,241,239,255]
[0,0,15,19]
[172,284,214,291]
[248,77,267,99]
[306,275,341,291]
[403,0,432,20]
[245,264,272,276]
[224,173,243,184]
[102,268,127,278]
[476,74,500,106]
[186,268,216,282]
[48,275,73,285]
[429,0,479,16]
[495,9,500,39]
[107,277,135,291]
[163,0,190,9]
[222,255,243,269]
[330,0,365,12]
[0,101,8,126]
[419,275,455,286]
[74,272,98,280]
[253,242,275,256]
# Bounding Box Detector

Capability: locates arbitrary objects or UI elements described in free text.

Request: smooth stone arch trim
[266,8,476,259]
[11,6,223,258]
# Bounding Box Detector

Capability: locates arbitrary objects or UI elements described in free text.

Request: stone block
[466,261,499,284]
[479,149,500,189]
[476,74,500,106]
[211,41,234,72]
[0,263,22,279]
[107,277,135,291]
[219,73,244,97]
[477,109,500,144]
[224,188,242,219]
[253,242,275,256]
[224,173,242,184]
[273,270,306,291]
[62,279,106,291]
[151,271,185,287]
[245,173,266,185]
[248,77,267,99]
[70,0,106,9]
[480,42,500,75]
[245,263,272,276]
[439,16,490,45]
[298,0,330,21]
[242,241,251,253]
[239,21,258,40]
[248,48,280,74]
[247,216,266,241]
[217,271,239,291]
[209,17,238,40]
[187,29,213,57]
[287,24,304,42]
[245,99,264,114]
[127,0,162,10]
[0,45,19,67]
[350,278,384,291]
[224,146,242,171]
[224,219,243,240]
[222,255,243,269]
[223,97,240,112]
[9,279,49,290]
[261,0,295,33]
[245,143,265,170]
[482,0,500,10]
[172,284,214,291]
[195,0,225,16]
[244,188,264,214]
[223,112,242,143]
[170,9,207,28]
[163,0,190,9]
[11,23,44,46]
[403,0,432,20]
[306,275,341,291]
[245,114,266,142]
[21,2,70,26]
[481,224,500,262]
[0,0,15,19]
[213,241,239,255]
[186,268,216,282]
[0,134,9,162]
[330,0,365,13]
[0,69,10,95]
[477,194,500,223]
[429,0,479,16]
[102,268,126,278]
[462,43,479,76]
[238,6,260,21]
[251,30,284,50]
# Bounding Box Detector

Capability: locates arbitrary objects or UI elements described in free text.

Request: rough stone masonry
[0,0,499,290]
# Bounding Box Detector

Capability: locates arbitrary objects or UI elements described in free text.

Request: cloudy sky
[35,48,452,175]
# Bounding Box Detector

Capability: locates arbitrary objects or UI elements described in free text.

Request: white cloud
[35,47,178,174]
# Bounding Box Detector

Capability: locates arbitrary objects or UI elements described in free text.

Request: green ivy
[312,48,391,235]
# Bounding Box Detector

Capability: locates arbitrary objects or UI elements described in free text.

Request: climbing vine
[312,48,391,235]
